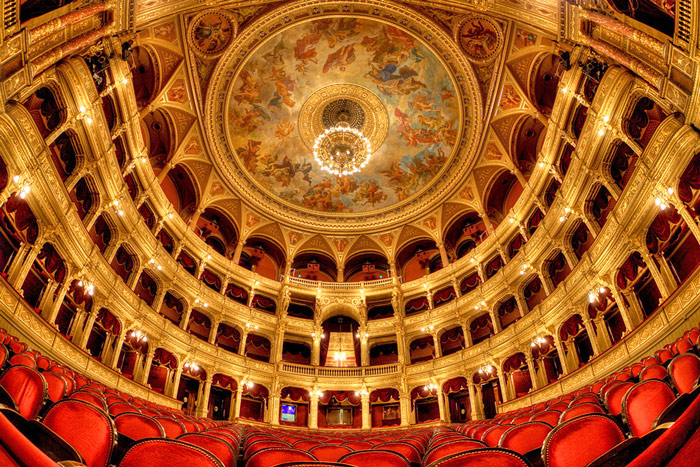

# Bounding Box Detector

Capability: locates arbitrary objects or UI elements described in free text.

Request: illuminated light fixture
[140,156,147,163]
[310,389,324,398]
[520,263,530,275]
[333,351,347,362]
[509,216,516,223]
[424,383,438,391]
[598,128,605,136]
[183,361,199,371]
[121,78,128,84]
[245,322,259,330]
[354,389,369,396]
[603,115,610,123]
[86,117,93,124]
[531,336,547,348]
[241,379,254,389]
[420,324,435,332]
[130,329,148,343]
[479,364,494,374]
[194,298,208,308]
[79,106,86,113]
[561,87,568,94]
[168,213,174,219]
[313,122,372,176]
[355,331,369,339]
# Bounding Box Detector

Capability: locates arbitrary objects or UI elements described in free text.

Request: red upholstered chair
[119,438,224,466]
[482,425,514,447]
[8,341,27,354]
[568,394,599,406]
[42,372,67,403]
[8,353,35,368]
[244,439,292,459]
[36,355,51,371]
[559,402,605,423]
[547,402,568,412]
[397,437,427,455]
[243,434,277,450]
[0,344,7,368]
[425,448,530,466]
[114,412,165,441]
[206,429,240,447]
[470,425,495,442]
[655,348,674,364]
[109,402,138,416]
[668,353,700,394]
[275,464,354,467]
[70,390,107,410]
[154,416,186,438]
[338,449,410,467]
[598,380,622,400]
[422,440,487,466]
[246,447,317,467]
[625,390,700,467]
[0,365,47,419]
[343,441,373,450]
[529,411,560,426]
[179,433,236,467]
[0,410,62,467]
[622,379,676,437]
[675,338,694,355]
[499,421,552,455]
[541,414,625,467]
[604,381,634,416]
[428,433,468,447]
[309,444,354,462]
[373,442,422,464]
[640,364,668,381]
[42,399,117,467]
[510,415,532,425]
[295,439,323,450]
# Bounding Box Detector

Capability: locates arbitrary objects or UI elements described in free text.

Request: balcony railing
[288,277,393,290]
[280,362,399,377]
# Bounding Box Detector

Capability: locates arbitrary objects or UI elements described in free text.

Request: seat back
[246,448,317,467]
[422,440,487,466]
[668,353,700,394]
[675,338,694,354]
[70,390,107,410]
[119,438,224,467]
[294,439,322,450]
[343,441,373,450]
[640,364,668,381]
[542,414,625,467]
[338,449,410,467]
[0,411,60,467]
[604,381,634,416]
[559,402,605,422]
[424,447,530,466]
[0,365,47,419]
[114,412,165,441]
[42,371,67,403]
[622,379,676,437]
[482,425,513,447]
[179,433,236,467]
[42,399,117,467]
[499,421,552,455]
[373,442,421,464]
[309,444,353,462]
[244,439,292,459]
[154,416,186,438]
[8,353,35,368]
[529,410,560,426]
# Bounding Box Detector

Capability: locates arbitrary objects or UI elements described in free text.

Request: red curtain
[460,272,480,293]
[319,390,360,406]
[369,388,399,403]
[281,386,310,402]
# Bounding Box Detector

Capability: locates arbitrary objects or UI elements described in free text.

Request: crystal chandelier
[313,122,373,176]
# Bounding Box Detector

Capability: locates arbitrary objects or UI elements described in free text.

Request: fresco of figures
[227,18,459,213]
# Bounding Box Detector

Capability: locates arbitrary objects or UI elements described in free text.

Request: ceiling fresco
[225,17,460,213]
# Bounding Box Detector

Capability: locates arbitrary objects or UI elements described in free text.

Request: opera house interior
[0,0,699,465]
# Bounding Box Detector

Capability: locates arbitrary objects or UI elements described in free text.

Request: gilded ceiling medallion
[456,17,503,63]
[298,84,388,155]
[188,11,237,58]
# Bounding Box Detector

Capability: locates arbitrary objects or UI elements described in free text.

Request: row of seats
[3,324,700,466]
[0,328,242,467]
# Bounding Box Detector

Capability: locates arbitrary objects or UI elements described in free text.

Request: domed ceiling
[226,18,460,213]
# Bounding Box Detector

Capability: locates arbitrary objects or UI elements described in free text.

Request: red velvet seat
[179,433,236,467]
[373,441,421,464]
[422,440,487,466]
[622,379,676,437]
[309,444,354,462]
[0,365,47,419]
[343,441,373,450]
[625,389,700,467]
[640,364,668,381]
[675,338,694,354]
[119,438,224,466]
[338,449,410,467]
[559,402,605,422]
[246,447,317,467]
[655,348,674,364]
[42,399,116,467]
[8,341,27,354]
[499,421,552,455]
[598,380,622,400]
[42,372,67,403]
[668,353,700,394]
[70,390,107,410]
[154,415,186,438]
[114,412,165,440]
[276,463,354,467]
[547,402,568,412]
[425,448,530,466]
[8,353,35,368]
[529,410,560,426]
[604,381,634,416]
[482,425,513,447]
[568,394,599,406]
[428,433,468,448]
[294,439,323,450]
[0,410,62,467]
[109,402,138,416]
[541,414,625,467]
[244,439,292,459]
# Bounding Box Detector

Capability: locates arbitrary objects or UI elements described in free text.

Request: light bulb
[12,175,19,183]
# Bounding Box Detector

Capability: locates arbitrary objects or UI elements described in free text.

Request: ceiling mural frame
[203,0,484,234]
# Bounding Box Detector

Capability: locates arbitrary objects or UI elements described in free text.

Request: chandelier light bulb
[12,175,19,183]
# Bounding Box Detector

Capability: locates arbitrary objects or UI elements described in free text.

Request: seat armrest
[586,438,644,467]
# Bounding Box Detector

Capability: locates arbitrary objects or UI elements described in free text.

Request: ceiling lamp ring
[313,122,373,176]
